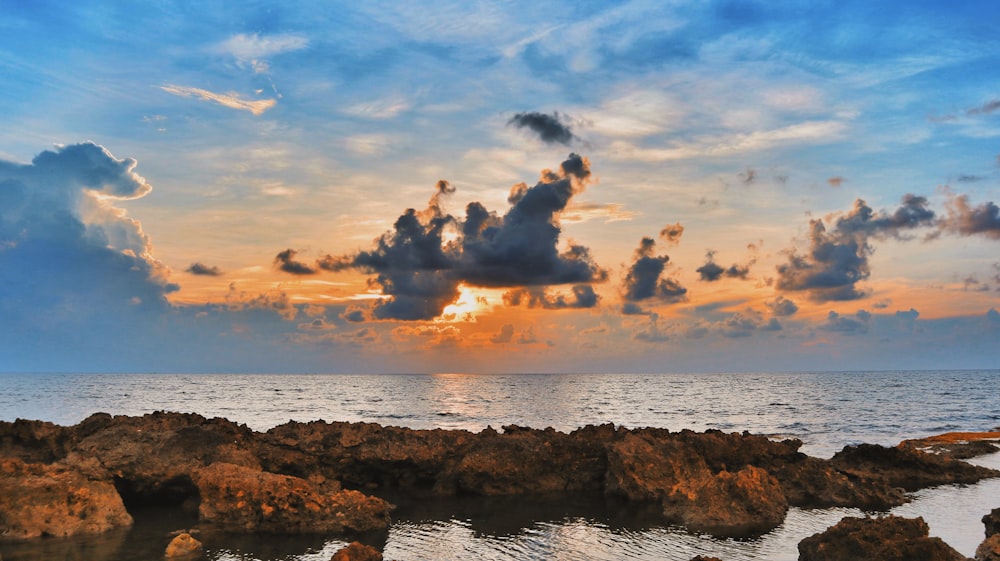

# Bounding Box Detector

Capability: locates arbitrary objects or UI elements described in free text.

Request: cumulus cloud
[0,143,180,359]
[776,195,936,301]
[317,154,605,320]
[938,192,1000,239]
[187,262,223,276]
[507,111,576,145]
[491,323,515,344]
[160,84,276,115]
[621,237,687,304]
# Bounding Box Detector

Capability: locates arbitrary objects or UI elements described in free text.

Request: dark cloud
[274,249,317,275]
[186,262,223,276]
[621,302,650,316]
[342,308,366,323]
[503,285,599,309]
[507,111,576,145]
[939,193,1000,239]
[696,250,753,282]
[765,295,799,317]
[738,168,756,185]
[660,222,684,245]
[895,308,919,321]
[827,176,845,188]
[776,196,936,301]
[318,154,605,320]
[967,99,1000,116]
[963,275,990,292]
[621,237,687,303]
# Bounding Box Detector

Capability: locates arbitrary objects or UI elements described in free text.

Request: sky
[1,0,999,373]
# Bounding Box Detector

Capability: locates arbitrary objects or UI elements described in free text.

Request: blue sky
[1,1,999,373]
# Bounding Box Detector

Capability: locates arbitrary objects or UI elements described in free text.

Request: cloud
[507,111,576,145]
[776,195,936,301]
[822,310,871,335]
[561,202,637,224]
[827,176,846,188]
[0,143,180,356]
[966,99,1000,116]
[765,295,799,317]
[633,313,670,343]
[621,237,687,303]
[186,262,223,276]
[696,250,752,282]
[659,222,684,245]
[274,249,317,275]
[490,323,515,344]
[738,168,756,185]
[216,33,308,73]
[160,84,276,115]
[318,154,605,320]
[938,192,1000,239]
[502,285,599,309]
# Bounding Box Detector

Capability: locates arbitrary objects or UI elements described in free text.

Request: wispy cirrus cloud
[160,84,276,115]
[215,33,308,73]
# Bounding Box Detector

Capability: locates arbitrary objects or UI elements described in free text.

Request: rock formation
[331,541,384,561]
[978,508,1000,561]
[164,532,202,559]
[797,515,968,561]
[1,412,998,543]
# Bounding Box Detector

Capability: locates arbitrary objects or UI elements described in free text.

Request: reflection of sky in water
[0,371,998,560]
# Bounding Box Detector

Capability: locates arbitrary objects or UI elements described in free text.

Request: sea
[0,369,998,561]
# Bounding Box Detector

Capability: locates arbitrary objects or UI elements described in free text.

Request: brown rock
[0,457,133,540]
[606,432,787,537]
[985,508,1000,538]
[165,532,203,558]
[690,557,723,561]
[901,431,1000,460]
[193,463,391,533]
[331,541,383,561]
[798,515,968,561]
[977,534,1000,561]
[830,443,999,492]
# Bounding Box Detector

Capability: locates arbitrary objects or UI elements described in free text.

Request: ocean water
[1,370,998,560]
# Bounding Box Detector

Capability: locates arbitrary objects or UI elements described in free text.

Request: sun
[438,284,494,322]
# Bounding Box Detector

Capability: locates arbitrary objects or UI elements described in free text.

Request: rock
[830,443,999,491]
[605,432,787,537]
[901,431,1000,460]
[977,534,1000,561]
[0,457,133,540]
[331,541,383,561]
[798,515,968,561]
[193,463,391,533]
[985,508,1000,538]
[690,557,723,561]
[165,532,202,558]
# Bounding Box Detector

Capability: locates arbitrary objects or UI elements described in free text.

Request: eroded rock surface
[797,515,968,561]
[0,456,133,540]
[1,413,998,542]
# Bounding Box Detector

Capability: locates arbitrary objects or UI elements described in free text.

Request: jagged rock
[0,457,133,540]
[797,515,968,561]
[193,463,392,533]
[830,443,998,492]
[165,532,202,558]
[977,534,1000,561]
[985,508,1000,538]
[901,431,1000,460]
[331,541,383,561]
[605,431,787,537]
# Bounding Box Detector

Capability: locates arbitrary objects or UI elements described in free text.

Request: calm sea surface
[1,370,998,560]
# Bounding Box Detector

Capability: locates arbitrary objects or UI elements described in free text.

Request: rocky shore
[0,412,998,559]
